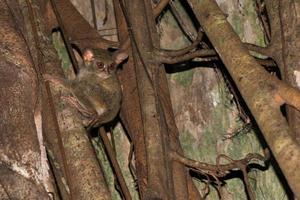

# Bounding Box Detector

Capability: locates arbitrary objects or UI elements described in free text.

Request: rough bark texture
[33,0,114,199]
[113,0,148,196]
[0,0,50,199]
[279,0,300,143]
[124,0,172,198]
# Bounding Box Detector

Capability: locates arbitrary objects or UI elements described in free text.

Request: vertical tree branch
[36,0,113,199]
[278,0,300,143]
[0,0,50,198]
[121,0,173,198]
[113,0,149,197]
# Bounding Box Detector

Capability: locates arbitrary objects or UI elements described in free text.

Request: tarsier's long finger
[43,74,71,91]
[86,117,99,130]
[43,74,63,84]
[79,107,96,117]
[63,96,92,117]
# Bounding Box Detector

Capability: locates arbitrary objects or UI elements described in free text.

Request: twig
[169,1,197,40]
[255,58,277,67]
[216,153,256,200]
[90,0,98,29]
[157,30,203,57]
[244,43,272,58]
[156,49,216,64]
[277,81,300,111]
[153,0,170,17]
[255,0,271,42]
[171,151,268,199]
[242,168,256,200]
[98,127,132,200]
[170,151,268,176]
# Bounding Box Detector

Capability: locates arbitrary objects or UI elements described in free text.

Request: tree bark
[113,0,148,197]
[0,0,50,198]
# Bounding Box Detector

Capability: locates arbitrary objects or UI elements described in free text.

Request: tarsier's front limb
[44,74,98,125]
[62,96,95,117]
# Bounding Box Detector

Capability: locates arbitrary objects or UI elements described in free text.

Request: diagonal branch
[158,31,204,57]
[170,151,267,175]
[243,43,272,58]
[98,127,132,200]
[156,49,216,64]
[153,0,170,17]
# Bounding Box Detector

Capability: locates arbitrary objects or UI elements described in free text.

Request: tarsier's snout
[104,65,110,74]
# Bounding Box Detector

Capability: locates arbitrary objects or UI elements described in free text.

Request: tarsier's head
[82,48,128,79]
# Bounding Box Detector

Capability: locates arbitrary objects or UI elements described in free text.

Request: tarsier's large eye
[96,61,105,70]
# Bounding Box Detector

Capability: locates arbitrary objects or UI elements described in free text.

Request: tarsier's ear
[113,51,128,65]
[83,48,95,62]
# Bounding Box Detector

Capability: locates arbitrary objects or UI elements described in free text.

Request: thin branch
[170,151,267,175]
[256,59,277,67]
[153,0,170,17]
[216,155,256,200]
[265,0,281,45]
[277,81,300,111]
[156,49,216,64]
[158,31,203,57]
[0,179,12,200]
[90,0,97,29]
[244,43,272,58]
[242,168,256,200]
[169,1,197,40]
[98,127,132,200]
[255,0,271,42]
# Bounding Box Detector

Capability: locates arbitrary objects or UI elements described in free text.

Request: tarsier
[44,48,128,128]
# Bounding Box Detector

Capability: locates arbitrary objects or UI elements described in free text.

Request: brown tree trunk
[0,1,50,198]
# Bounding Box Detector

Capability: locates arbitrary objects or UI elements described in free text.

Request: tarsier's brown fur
[44,48,128,128]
